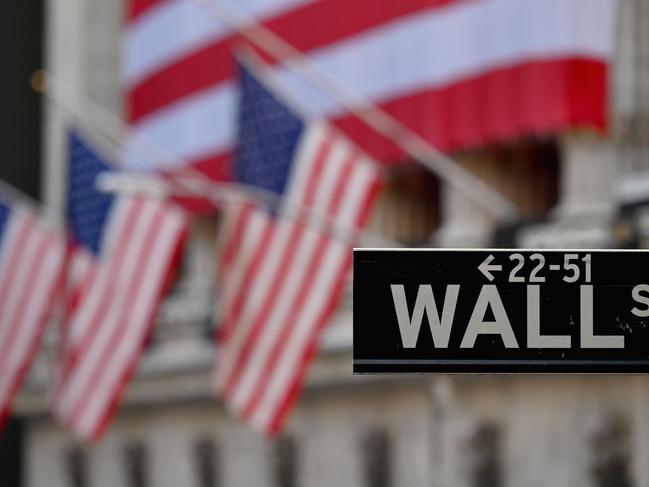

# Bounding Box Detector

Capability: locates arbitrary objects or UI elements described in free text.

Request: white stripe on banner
[125,0,315,85]
[123,83,235,170]
[123,0,617,170]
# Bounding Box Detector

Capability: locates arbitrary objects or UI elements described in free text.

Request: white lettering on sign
[580,285,624,348]
[390,284,459,348]
[478,254,502,281]
[478,253,593,284]
[390,283,632,350]
[631,284,649,317]
[527,285,571,348]
[460,285,518,348]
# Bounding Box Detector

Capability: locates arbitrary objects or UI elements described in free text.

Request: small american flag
[52,132,187,441]
[216,63,381,434]
[0,195,64,429]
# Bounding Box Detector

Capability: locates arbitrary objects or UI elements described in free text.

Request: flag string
[192,0,521,222]
[34,71,399,248]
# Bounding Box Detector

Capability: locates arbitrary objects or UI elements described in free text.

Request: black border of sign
[352,248,649,374]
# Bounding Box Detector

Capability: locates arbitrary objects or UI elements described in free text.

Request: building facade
[9,0,649,486]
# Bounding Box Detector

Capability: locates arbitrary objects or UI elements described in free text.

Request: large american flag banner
[0,197,64,429]
[52,132,188,441]
[124,0,617,177]
[216,63,381,434]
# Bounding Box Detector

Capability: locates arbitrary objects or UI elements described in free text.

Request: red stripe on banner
[332,57,608,163]
[131,57,607,197]
[189,151,232,182]
[127,0,169,22]
[265,178,381,434]
[128,41,235,124]
[126,0,461,123]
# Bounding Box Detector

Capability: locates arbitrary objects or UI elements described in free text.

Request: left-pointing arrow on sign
[478,254,502,281]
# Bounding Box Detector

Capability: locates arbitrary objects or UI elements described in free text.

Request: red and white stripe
[124,0,617,174]
[216,124,381,434]
[0,207,64,428]
[53,197,187,441]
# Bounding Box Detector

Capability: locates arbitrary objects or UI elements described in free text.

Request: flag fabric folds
[124,0,617,174]
[52,132,188,441]
[215,63,381,434]
[0,198,64,429]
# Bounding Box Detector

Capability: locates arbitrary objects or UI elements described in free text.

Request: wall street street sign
[353,249,649,373]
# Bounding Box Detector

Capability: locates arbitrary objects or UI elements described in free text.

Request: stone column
[42,0,124,214]
[519,133,616,249]
[433,185,492,248]
[42,0,87,217]
[554,133,615,220]
[433,155,494,248]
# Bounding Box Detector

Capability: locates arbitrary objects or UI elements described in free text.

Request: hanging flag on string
[0,192,64,429]
[52,132,188,441]
[215,61,382,434]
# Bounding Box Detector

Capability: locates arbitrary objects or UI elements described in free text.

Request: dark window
[0,419,23,487]
[468,422,502,487]
[64,446,87,487]
[361,428,391,487]
[194,437,219,487]
[591,416,632,487]
[272,435,297,487]
[484,139,560,219]
[369,165,439,245]
[123,441,148,487]
[0,0,43,199]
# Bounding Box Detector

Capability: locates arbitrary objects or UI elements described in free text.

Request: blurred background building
[2,0,649,486]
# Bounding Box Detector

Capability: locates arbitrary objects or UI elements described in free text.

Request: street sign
[353,249,649,373]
